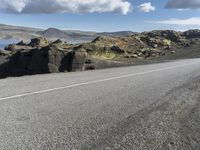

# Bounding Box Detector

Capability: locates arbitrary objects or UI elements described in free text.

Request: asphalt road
[0,58,200,150]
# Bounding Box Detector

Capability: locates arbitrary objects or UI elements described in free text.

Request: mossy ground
[90,51,118,60]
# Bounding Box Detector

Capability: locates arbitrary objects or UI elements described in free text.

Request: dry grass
[90,51,117,60]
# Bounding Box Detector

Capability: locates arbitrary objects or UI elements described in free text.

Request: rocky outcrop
[0,38,88,78]
[1,29,200,78]
[75,35,168,60]
[0,50,10,57]
[28,37,49,47]
[183,30,200,39]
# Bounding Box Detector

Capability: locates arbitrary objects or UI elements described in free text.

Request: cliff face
[0,38,88,78]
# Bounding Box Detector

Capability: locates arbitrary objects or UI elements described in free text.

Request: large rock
[144,30,182,42]
[0,39,87,78]
[16,40,27,46]
[0,50,10,57]
[28,37,49,47]
[160,30,181,42]
[183,30,200,39]
[5,44,33,52]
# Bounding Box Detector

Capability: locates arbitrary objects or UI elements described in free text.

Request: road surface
[0,58,200,150]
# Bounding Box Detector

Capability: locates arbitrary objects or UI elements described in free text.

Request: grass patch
[90,51,117,60]
[163,39,171,46]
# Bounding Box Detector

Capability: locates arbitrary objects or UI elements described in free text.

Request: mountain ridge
[0,23,136,43]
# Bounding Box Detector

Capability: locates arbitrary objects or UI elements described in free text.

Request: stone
[16,40,27,46]
[171,51,175,54]
[28,37,49,47]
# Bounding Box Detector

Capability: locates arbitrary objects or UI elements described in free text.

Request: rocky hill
[0,29,200,78]
[75,30,200,60]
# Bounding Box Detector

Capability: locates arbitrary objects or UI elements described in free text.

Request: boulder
[5,44,33,52]
[4,44,16,51]
[52,39,63,44]
[160,30,181,42]
[0,50,10,57]
[140,48,161,58]
[16,40,27,46]
[130,54,138,58]
[171,51,176,54]
[84,59,95,70]
[143,30,182,43]
[28,37,49,47]
[111,46,125,53]
[71,50,87,71]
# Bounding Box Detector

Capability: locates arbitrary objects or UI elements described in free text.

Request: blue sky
[0,0,200,32]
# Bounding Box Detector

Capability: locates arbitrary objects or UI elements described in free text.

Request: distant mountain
[0,23,41,33]
[37,28,97,43]
[38,28,70,39]
[0,23,137,44]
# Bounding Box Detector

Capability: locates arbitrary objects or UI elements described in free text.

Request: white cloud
[166,0,200,9]
[138,2,155,13]
[149,17,200,26]
[0,0,132,15]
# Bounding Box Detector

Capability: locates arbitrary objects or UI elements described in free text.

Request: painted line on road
[0,61,200,101]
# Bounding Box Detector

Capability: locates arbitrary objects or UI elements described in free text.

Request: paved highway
[0,58,200,149]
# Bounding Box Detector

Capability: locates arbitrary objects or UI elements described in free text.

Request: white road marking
[0,61,200,101]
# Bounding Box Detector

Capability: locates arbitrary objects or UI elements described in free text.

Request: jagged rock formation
[183,30,200,39]
[0,38,88,78]
[75,35,164,59]
[75,30,200,60]
[0,50,9,57]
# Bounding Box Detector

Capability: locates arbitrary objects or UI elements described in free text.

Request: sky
[0,0,200,32]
